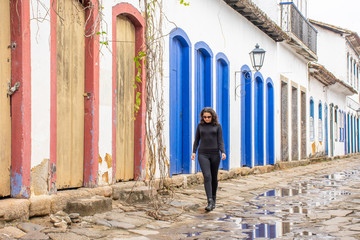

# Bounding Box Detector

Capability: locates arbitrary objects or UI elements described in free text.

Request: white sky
[308,0,360,34]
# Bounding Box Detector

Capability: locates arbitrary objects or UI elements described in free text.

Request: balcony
[280,2,318,60]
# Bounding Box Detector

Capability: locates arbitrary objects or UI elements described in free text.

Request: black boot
[212,195,216,209]
[205,198,215,211]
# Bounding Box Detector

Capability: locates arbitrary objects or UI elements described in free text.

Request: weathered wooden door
[116,15,135,181]
[0,0,11,197]
[56,0,85,189]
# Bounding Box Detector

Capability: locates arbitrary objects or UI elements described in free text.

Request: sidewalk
[0,154,359,239]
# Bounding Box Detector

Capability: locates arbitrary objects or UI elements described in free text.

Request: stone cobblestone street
[2,157,360,239]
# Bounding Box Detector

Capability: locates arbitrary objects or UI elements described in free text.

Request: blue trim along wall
[216,52,230,170]
[318,101,322,141]
[347,113,350,154]
[325,103,328,155]
[169,28,192,175]
[194,41,213,172]
[266,78,275,165]
[241,65,252,167]
[254,72,264,166]
[310,97,314,141]
[352,115,354,153]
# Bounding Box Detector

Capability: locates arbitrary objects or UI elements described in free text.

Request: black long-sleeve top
[192,123,225,154]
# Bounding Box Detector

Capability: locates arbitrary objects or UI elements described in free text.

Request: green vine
[178,0,189,6]
[134,51,146,115]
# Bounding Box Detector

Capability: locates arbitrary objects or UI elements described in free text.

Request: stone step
[66,196,112,216]
[113,186,157,203]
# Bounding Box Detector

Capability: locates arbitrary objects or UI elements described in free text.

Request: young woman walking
[191,107,226,211]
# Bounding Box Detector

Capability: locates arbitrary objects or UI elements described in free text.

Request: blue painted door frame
[352,115,354,153]
[266,78,275,165]
[347,113,350,154]
[194,41,213,173]
[356,119,360,152]
[169,29,192,175]
[254,73,264,166]
[325,104,328,155]
[216,53,230,170]
[241,65,252,167]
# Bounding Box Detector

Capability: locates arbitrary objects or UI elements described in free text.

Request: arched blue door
[216,53,230,170]
[241,65,252,167]
[254,73,264,166]
[325,104,328,155]
[195,41,213,172]
[169,29,192,175]
[266,78,275,165]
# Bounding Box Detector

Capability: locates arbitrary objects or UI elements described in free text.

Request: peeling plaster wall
[30,0,51,169]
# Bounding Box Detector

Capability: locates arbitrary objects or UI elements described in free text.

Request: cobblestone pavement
[1,157,360,240]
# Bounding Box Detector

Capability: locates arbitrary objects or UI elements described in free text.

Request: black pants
[198,152,221,200]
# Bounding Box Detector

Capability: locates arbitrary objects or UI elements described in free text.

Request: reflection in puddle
[240,221,291,239]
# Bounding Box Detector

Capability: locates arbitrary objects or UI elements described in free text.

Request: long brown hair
[200,107,219,125]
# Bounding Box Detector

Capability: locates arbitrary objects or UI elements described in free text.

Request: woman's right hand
[191,153,196,160]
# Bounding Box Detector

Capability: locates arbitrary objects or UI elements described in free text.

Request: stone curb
[1,153,359,222]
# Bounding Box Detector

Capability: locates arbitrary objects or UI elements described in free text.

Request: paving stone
[129,229,159,235]
[107,220,136,229]
[29,196,51,217]
[323,217,352,225]
[95,219,112,227]
[170,200,200,211]
[47,232,90,240]
[349,224,360,231]
[17,222,45,233]
[19,231,49,239]
[0,227,26,238]
[70,228,106,238]
[328,210,353,217]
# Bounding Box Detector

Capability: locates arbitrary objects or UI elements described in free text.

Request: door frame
[112,3,146,181]
[194,41,213,173]
[169,28,192,175]
[266,78,275,165]
[216,53,230,170]
[241,65,253,167]
[254,72,264,166]
[50,0,100,192]
[8,0,32,198]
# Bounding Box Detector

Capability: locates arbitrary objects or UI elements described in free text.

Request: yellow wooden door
[116,15,135,181]
[0,0,11,197]
[56,0,85,189]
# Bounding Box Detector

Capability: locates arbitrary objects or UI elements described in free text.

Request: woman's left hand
[221,153,226,160]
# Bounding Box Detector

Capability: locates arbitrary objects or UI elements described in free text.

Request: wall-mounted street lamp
[234,44,266,101]
[249,43,266,72]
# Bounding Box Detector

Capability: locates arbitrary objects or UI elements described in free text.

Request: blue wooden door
[255,76,264,166]
[266,80,275,165]
[325,104,328,155]
[241,66,252,167]
[170,36,191,175]
[216,56,230,170]
[195,48,213,172]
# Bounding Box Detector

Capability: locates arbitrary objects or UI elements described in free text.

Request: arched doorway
[266,78,275,165]
[241,65,252,167]
[169,28,192,175]
[216,53,230,170]
[194,41,213,172]
[254,73,264,166]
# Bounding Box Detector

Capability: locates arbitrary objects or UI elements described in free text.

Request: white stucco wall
[316,28,347,81]
[96,0,311,177]
[30,0,51,168]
